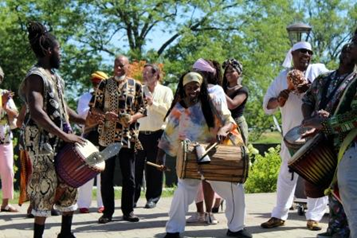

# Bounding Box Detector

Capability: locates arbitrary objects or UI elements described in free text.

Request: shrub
[245,144,281,193]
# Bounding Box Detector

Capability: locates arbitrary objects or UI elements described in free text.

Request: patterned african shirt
[19,66,68,158]
[303,70,357,150]
[322,76,357,149]
[90,77,146,149]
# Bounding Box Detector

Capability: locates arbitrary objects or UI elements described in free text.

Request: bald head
[114,55,130,78]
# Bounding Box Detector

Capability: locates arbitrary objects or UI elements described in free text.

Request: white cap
[282,41,313,68]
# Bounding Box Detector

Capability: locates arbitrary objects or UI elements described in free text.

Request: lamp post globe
[286,22,312,45]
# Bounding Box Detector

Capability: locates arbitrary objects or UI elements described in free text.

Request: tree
[0,0,355,139]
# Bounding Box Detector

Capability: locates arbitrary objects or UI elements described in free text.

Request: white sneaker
[186,212,206,223]
[205,212,218,225]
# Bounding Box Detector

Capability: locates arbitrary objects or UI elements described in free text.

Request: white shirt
[263,63,329,160]
[77,91,93,119]
[138,83,173,131]
[208,84,227,108]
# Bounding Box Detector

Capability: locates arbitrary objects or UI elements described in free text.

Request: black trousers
[134,130,164,204]
[100,147,136,217]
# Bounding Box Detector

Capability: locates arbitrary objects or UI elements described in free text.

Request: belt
[139,129,163,135]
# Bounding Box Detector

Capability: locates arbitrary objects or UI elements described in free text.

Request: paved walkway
[0,192,328,238]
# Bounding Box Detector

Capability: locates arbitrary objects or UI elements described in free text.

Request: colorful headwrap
[222,58,243,74]
[183,72,203,86]
[91,71,108,83]
[192,58,216,74]
[282,41,313,68]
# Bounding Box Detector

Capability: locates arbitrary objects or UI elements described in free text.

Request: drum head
[284,126,312,145]
[75,139,105,170]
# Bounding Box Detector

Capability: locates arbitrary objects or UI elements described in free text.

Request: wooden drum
[176,140,249,184]
[55,139,105,188]
[288,133,337,189]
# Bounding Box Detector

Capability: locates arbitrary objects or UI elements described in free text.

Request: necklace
[226,85,237,90]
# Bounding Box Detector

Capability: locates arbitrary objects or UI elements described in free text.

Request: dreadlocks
[27,21,57,58]
[164,71,215,128]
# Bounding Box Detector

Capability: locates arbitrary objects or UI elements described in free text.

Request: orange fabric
[18,150,32,206]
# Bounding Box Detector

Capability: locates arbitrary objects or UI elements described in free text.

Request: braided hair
[27,21,57,58]
[164,71,215,128]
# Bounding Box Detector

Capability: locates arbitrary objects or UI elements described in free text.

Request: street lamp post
[286,22,312,45]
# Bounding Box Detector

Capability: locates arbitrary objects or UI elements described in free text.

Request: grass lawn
[0,186,177,205]
[251,131,282,144]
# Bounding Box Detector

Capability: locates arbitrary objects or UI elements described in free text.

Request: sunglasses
[297,49,313,55]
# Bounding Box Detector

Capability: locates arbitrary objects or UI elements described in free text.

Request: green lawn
[0,187,177,205]
[251,131,282,144]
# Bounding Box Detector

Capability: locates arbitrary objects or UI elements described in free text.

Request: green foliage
[245,145,281,193]
[0,0,355,136]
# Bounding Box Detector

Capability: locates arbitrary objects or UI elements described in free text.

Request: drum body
[55,140,105,188]
[176,141,249,184]
[288,133,337,189]
[284,126,312,156]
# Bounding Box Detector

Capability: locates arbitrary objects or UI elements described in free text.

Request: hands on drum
[63,134,86,146]
[301,109,330,138]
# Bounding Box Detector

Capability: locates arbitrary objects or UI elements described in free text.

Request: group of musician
[0,20,356,238]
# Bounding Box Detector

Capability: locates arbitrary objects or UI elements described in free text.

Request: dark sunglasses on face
[297,49,313,55]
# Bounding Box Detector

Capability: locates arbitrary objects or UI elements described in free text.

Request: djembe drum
[55,139,105,188]
[288,133,337,189]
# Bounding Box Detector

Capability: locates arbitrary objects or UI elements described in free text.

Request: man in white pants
[77,71,108,213]
[261,41,329,230]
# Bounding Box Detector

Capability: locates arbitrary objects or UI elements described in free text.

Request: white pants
[77,174,103,208]
[166,178,245,233]
[272,147,328,221]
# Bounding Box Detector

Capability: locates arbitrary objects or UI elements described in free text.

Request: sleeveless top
[227,86,249,118]
[19,66,68,158]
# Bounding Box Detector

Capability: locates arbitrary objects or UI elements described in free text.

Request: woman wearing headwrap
[156,71,252,238]
[222,58,249,144]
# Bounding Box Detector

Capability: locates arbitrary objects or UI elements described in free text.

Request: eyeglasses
[297,49,313,55]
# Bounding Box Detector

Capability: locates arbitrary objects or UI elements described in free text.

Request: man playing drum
[302,41,357,238]
[262,41,329,231]
[19,21,89,238]
[156,72,252,238]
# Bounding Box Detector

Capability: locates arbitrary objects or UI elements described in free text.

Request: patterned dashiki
[90,77,146,150]
[19,66,77,217]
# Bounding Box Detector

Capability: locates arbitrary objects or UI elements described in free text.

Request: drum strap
[324,129,357,196]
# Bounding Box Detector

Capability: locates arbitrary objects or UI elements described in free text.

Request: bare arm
[16,105,27,128]
[67,104,86,125]
[225,93,247,110]
[267,97,279,110]
[25,75,85,144]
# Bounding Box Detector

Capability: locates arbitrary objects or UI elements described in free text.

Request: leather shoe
[123,213,139,222]
[144,201,156,209]
[164,232,180,238]
[307,220,322,231]
[227,228,252,238]
[58,232,76,238]
[98,215,112,224]
[261,217,285,228]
